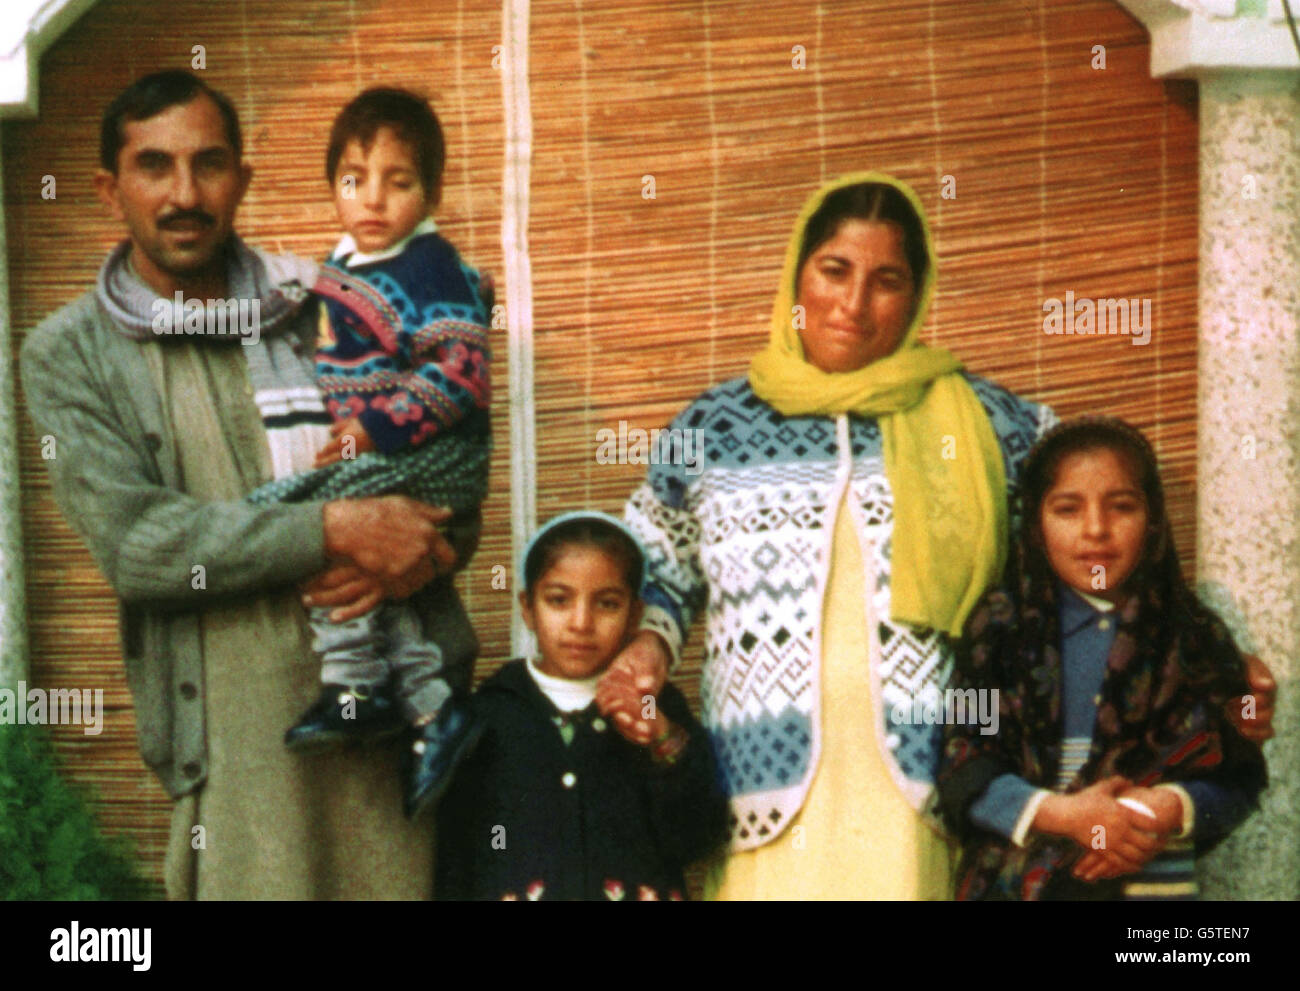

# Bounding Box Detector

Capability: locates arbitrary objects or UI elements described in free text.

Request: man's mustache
[157,210,215,230]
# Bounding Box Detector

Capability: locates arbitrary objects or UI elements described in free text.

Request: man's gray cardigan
[20,290,481,799]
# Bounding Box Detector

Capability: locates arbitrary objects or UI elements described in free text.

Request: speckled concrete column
[0,135,29,691]
[1196,71,1300,900]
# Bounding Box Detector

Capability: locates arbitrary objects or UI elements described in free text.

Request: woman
[598,172,1274,899]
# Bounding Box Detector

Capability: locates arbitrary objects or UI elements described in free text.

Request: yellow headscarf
[749,172,1007,637]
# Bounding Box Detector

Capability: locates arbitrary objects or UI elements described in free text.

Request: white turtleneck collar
[524,656,602,713]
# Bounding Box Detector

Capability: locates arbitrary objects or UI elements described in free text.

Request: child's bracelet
[650,723,689,765]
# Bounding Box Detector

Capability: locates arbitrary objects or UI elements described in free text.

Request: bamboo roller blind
[4,0,1199,894]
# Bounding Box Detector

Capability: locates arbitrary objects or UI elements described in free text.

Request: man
[20,70,478,898]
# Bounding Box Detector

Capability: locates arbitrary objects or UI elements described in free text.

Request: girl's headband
[518,511,649,590]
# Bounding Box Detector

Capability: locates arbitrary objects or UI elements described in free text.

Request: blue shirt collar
[1058,582,1116,637]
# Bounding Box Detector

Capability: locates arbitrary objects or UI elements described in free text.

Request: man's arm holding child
[304,505,480,621]
[23,318,446,607]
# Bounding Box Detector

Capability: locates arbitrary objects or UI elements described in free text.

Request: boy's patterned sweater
[313,228,491,454]
[625,373,1055,851]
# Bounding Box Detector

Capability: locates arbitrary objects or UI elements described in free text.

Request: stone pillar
[0,136,28,692]
[1195,70,1300,900]
[1116,0,1300,899]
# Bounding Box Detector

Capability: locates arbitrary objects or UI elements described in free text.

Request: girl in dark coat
[435,512,728,900]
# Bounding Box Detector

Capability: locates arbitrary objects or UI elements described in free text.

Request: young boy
[246,87,492,818]
[434,512,729,900]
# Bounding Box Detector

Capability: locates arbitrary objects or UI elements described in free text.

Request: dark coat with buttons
[435,660,730,901]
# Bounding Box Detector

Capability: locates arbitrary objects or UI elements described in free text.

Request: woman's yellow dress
[710,496,956,899]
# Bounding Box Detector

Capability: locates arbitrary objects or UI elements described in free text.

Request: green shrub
[0,721,146,899]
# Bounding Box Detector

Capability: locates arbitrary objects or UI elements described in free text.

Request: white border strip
[0,137,28,689]
[501,0,536,656]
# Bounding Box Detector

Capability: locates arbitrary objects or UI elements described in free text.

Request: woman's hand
[1228,654,1277,743]
[314,417,376,468]
[611,698,677,749]
[1032,777,1166,880]
[596,632,670,746]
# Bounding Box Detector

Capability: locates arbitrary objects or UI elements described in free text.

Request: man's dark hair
[100,70,242,173]
[325,87,445,196]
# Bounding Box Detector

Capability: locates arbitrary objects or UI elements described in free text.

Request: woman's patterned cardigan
[625,373,1055,851]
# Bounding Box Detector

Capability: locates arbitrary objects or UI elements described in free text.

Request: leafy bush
[0,721,146,899]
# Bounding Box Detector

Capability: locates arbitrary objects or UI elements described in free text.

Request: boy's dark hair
[522,517,645,598]
[100,70,242,174]
[325,87,445,196]
[1020,416,1168,587]
[797,182,929,290]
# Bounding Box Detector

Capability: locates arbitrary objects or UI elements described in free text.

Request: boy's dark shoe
[403,697,485,819]
[284,684,406,751]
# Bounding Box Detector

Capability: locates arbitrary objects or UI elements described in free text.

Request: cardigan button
[182,762,201,778]
[143,432,163,453]
[561,772,577,789]
[179,682,198,700]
